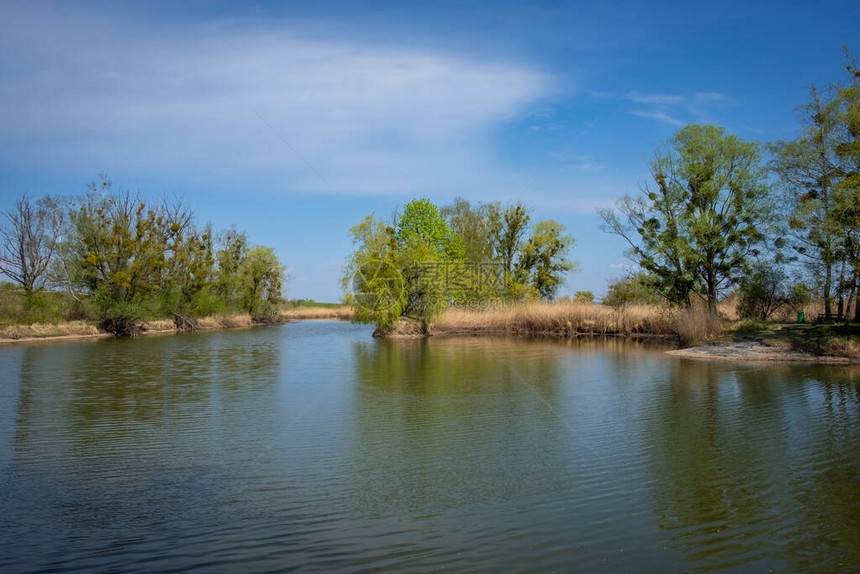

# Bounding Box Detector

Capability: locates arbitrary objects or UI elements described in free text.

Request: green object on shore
[798,311,804,323]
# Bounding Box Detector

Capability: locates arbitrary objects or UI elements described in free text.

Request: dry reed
[431,301,677,337]
[281,306,354,321]
[0,321,101,341]
[673,304,724,346]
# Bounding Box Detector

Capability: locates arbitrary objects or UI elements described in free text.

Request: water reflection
[350,337,569,515]
[645,360,860,571]
[1,324,860,572]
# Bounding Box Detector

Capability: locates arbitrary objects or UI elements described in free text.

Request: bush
[737,263,807,321]
[573,290,595,304]
[603,273,659,309]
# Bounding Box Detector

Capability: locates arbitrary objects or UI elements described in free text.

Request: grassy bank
[0,312,263,343]
[0,289,353,343]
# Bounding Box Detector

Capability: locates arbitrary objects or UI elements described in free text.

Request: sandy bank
[668,340,858,364]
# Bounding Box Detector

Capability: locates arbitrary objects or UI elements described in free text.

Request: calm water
[1,321,859,572]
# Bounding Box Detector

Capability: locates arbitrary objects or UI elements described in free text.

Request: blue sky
[1,0,857,301]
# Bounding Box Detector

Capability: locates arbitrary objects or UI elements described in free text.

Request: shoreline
[0,306,355,346]
[3,315,857,365]
[668,340,859,364]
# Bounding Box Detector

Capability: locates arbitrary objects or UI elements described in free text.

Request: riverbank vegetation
[0,176,286,336]
[343,53,860,356]
[344,197,575,334]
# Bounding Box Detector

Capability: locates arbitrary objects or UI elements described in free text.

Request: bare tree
[0,194,58,294]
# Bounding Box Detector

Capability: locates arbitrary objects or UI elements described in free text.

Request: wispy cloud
[0,4,554,197]
[593,90,736,128]
[624,92,685,106]
[631,109,686,127]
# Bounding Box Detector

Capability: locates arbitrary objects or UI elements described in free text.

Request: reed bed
[281,306,354,321]
[431,302,677,338]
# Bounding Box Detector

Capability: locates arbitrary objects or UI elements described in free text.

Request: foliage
[343,214,405,331]
[0,176,286,335]
[736,262,809,321]
[600,124,771,314]
[573,290,595,304]
[345,198,578,332]
[441,197,494,262]
[603,272,659,309]
[770,54,860,321]
[396,198,464,260]
[514,219,576,299]
[241,246,285,320]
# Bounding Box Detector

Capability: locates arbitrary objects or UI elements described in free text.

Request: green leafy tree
[396,198,464,260]
[68,186,168,335]
[769,87,843,319]
[832,58,860,320]
[736,262,793,321]
[343,214,405,331]
[602,272,659,309]
[241,246,285,320]
[486,201,530,285]
[442,197,493,262]
[601,124,771,314]
[770,53,860,321]
[214,228,249,310]
[514,219,576,299]
[396,199,464,329]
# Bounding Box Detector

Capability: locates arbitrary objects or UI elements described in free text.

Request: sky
[0,0,858,302]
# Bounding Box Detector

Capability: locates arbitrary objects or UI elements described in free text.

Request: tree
[396,199,463,329]
[396,198,463,260]
[0,194,60,294]
[602,272,659,309]
[832,57,860,321]
[514,219,576,299]
[343,214,405,332]
[67,188,169,334]
[442,197,493,262]
[600,124,771,315]
[769,87,842,319]
[736,262,795,321]
[770,53,860,322]
[486,201,530,283]
[214,228,249,309]
[241,246,285,320]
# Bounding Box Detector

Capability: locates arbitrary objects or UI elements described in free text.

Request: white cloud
[593,90,736,128]
[624,92,684,106]
[0,5,554,196]
[631,109,686,127]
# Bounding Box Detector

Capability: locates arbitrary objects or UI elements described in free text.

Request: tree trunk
[855,274,860,323]
[837,260,846,320]
[824,260,833,320]
[706,267,718,316]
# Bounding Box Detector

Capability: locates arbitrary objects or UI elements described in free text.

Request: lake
[1,321,859,572]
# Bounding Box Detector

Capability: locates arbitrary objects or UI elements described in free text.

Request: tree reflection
[349,336,571,515]
[645,359,860,571]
